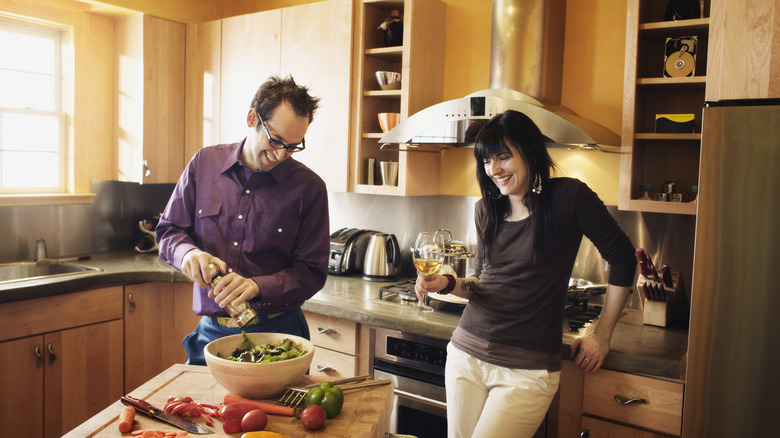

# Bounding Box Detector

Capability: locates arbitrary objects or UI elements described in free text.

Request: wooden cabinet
[115,14,185,184]
[351,0,445,196]
[582,368,684,437]
[304,311,370,378]
[556,363,684,438]
[618,0,710,215]
[706,0,780,101]
[124,282,201,392]
[0,288,124,438]
[185,0,353,192]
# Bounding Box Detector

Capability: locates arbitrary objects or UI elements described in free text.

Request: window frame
[0,15,70,195]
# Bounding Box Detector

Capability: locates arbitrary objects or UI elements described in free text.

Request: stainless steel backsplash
[1,184,695,311]
[0,180,175,262]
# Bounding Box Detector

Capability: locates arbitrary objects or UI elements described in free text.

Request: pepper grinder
[208,264,258,327]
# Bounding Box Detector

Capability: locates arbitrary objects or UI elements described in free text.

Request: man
[156,75,330,365]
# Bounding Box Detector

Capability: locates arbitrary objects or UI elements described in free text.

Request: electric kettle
[362,232,401,281]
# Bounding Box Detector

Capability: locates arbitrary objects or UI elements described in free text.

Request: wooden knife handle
[121,395,156,415]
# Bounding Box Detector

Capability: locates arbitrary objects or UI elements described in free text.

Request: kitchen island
[62,364,393,438]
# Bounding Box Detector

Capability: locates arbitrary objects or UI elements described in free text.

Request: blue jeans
[182,308,310,365]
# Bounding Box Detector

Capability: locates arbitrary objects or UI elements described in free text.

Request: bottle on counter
[209,264,258,327]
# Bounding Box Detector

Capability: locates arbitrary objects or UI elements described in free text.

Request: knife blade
[121,395,214,434]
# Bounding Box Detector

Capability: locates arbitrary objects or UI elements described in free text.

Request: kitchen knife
[121,395,214,434]
[661,264,674,288]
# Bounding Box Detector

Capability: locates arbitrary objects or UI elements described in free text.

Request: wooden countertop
[63,364,393,438]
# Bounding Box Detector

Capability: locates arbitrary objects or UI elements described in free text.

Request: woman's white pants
[445,342,561,438]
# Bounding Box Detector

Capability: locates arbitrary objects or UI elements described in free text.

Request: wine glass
[412,231,445,313]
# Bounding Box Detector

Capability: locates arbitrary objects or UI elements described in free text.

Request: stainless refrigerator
[684,101,780,437]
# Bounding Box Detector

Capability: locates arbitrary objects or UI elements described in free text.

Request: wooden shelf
[625,199,697,215]
[635,133,701,141]
[364,90,402,98]
[637,76,706,87]
[639,17,709,37]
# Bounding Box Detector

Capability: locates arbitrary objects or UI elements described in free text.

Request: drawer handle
[614,394,647,405]
[316,327,337,335]
[47,343,57,364]
[34,346,43,367]
[580,430,590,438]
[315,365,335,373]
[128,293,136,313]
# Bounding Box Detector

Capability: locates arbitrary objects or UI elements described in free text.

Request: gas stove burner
[378,279,418,301]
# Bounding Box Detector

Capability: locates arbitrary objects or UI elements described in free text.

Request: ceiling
[78,0,326,23]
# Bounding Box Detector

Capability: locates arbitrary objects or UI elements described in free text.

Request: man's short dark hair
[251,75,321,123]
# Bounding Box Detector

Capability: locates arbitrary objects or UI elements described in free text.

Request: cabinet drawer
[309,347,357,378]
[583,369,683,436]
[582,416,669,438]
[304,311,357,355]
[0,287,123,342]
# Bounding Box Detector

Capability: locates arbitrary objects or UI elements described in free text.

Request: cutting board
[63,364,393,438]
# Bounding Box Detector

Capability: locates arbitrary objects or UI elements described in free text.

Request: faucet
[35,238,47,261]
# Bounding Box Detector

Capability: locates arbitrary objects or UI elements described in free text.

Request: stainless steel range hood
[380,0,620,152]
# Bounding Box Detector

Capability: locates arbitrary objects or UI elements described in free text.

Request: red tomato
[241,409,268,432]
[300,405,327,430]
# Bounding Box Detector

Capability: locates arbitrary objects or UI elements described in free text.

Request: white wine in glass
[412,231,445,312]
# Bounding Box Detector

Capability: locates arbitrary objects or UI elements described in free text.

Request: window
[0,17,67,194]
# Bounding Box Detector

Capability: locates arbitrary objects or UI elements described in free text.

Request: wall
[438,0,627,204]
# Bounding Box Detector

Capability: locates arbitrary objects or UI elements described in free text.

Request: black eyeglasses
[257,115,305,152]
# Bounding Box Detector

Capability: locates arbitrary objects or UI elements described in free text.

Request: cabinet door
[43,320,124,438]
[280,0,352,192]
[0,336,44,438]
[124,282,201,392]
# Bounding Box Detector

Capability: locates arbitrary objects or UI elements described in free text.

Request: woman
[415,110,636,438]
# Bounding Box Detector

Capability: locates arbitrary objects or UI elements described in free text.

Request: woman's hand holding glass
[412,231,445,312]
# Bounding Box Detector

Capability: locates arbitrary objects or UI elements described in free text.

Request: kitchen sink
[0,260,101,284]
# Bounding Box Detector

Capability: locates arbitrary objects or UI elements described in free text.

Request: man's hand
[208,273,261,308]
[181,249,225,288]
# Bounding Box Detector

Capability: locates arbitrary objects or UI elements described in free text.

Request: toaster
[328,227,376,275]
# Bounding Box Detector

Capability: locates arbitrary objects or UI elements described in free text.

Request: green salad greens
[218,331,308,363]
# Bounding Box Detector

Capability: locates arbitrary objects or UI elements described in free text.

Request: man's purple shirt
[156,140,330,316]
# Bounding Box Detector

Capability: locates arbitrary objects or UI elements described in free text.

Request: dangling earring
[531,173,542,194]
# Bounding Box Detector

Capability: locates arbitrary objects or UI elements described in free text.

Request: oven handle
[393,387,448,410]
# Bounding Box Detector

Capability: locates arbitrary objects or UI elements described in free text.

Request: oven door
[372,328,449,438]
[374,370,448,438]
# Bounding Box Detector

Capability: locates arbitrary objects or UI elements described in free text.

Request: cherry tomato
[241,409,268,432]
[300,405,327,430]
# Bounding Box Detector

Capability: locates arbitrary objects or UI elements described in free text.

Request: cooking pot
[362,232,401,281]
[435,229,475,277]
[567,278,608,303]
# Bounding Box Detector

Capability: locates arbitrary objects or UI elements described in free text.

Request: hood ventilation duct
[380,0,620,152]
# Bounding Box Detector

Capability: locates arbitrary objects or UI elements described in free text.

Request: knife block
[637,272,688,327]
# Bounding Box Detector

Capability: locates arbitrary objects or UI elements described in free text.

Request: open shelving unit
[618,0,711,215]
[350,0,445,196]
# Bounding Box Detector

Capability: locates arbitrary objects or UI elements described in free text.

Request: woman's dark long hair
[473,110,557,258]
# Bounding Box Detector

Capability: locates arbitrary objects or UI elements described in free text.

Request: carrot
[118,406,136,433]
[223,393,295,416]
